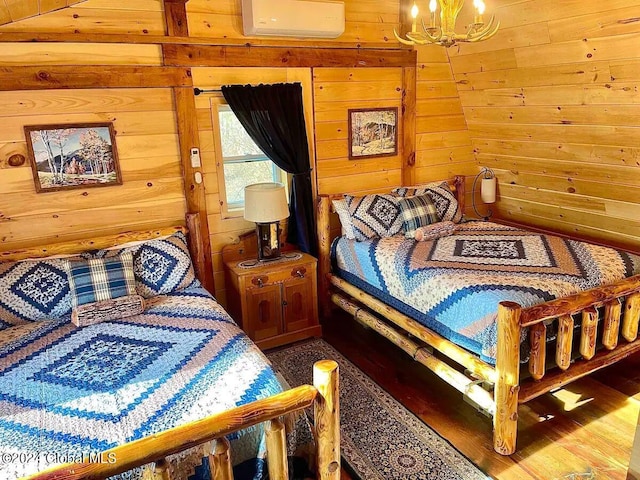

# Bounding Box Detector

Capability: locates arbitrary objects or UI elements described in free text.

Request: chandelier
[393,0,500,48]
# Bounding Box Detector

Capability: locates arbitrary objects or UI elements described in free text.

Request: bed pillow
[66,253,142,326]
[397,194,441,238]
[414,220,458,242]
[91,232,196,298]
[0,258,73,330]
[66,252,137,308]
[71,295,145,327]
[345,194,403,241]
[393,182,463,223]
[332,198,356,240]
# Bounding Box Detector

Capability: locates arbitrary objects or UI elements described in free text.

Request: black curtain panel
[221,83,317,256]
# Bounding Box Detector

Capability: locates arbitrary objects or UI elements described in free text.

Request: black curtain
[221,83,316,256]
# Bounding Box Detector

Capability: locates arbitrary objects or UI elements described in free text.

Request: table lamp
[244,182,290,261]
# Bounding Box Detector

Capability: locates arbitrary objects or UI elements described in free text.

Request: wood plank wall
[450,0,640,250]
[415,45,474,208]
[0,0,165,34]
[314,67,404,196]
[186,0,399,45]
[0,42,186,250]
[0,0,85,26]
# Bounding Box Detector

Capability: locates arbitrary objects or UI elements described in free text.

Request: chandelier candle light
[394,0,500,47]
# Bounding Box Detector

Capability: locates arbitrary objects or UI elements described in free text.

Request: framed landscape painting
[348,107,398,160]
[25,122,122,193]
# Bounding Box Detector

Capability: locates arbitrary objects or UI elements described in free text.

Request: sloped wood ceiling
[0,0,85,26]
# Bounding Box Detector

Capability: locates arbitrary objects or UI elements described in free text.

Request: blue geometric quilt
[333,221,640,364]
[0,283,295,480]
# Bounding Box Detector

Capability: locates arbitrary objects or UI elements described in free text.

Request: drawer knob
[292,267,306,278]
[252,275,268,287]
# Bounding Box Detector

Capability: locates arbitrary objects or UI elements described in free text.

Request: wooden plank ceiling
[0,0,86,26]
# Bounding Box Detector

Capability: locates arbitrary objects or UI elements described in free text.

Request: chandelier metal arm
[394,0,500,48]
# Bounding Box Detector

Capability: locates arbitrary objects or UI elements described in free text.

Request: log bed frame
[317,176,640,456]
[1,213,340,480]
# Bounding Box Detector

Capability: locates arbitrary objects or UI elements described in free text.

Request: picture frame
[24,122,122,193]
[348,107,398,160]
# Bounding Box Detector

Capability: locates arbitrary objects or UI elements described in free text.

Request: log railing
[27,360,340,480]
[518,275,640,383]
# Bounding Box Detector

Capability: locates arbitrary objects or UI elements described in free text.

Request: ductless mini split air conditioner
[241,0,345,39]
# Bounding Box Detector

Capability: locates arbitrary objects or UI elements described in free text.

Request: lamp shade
[481,176,496,204]
[244,182,289,223]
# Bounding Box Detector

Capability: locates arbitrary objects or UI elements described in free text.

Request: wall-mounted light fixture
[472,167,496,220]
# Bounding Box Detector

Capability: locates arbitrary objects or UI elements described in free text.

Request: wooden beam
[0,225,186,261]
[0,66,192,91]
[313,360,340,480]
[317,195,333,319]
[173,86,215,294]
[493,301,521,456]
[163,44,417,68]
[0,32,402,50]
[163,0,189,37]
[209,438,233,480]
[401,66,416,186]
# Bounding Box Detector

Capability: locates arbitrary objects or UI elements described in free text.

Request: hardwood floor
[321,311,640,480]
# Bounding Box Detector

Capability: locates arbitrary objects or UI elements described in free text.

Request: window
[213,102,287,217]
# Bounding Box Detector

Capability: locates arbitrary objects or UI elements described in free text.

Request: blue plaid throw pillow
[397,193,441,238]
[66,253,137,308]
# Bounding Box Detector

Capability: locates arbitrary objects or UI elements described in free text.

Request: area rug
[266,339,490,480]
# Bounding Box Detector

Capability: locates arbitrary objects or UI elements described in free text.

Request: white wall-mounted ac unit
[242,0,345,39]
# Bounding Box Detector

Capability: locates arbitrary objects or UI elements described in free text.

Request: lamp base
[255,222,282,261]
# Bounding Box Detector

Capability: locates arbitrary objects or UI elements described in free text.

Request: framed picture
[348,107,398,160]
[24,122,122,193]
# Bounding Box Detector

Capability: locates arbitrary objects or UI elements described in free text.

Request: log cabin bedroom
[0,0,639,479]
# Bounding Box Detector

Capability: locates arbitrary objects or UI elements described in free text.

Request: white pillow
[331,198,356,240]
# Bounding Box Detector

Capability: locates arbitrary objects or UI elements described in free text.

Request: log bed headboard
[0,212,210,290]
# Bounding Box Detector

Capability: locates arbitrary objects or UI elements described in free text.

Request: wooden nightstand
[224,251,322,350]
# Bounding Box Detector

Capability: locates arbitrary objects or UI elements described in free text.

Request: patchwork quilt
[0,283,307,480]
[332,221,640,364]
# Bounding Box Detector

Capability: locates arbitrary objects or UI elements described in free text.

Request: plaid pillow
[345,194,402,241]
[392,182,463,223]
[397,194,441,238]
[87,232,196,298]
[66,253,137,308]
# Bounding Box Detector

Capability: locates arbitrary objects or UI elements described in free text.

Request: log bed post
[313,359,340,480]
[317,195,333,319]
[494,301,522,455]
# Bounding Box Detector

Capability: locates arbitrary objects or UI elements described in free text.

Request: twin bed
[0,215,339,480]
[317,176,640,455]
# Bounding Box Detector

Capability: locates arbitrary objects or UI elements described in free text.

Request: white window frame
[211,99,288,219]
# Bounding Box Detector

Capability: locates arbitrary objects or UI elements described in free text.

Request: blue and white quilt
[333,221,640,364]
[0,283,305,480]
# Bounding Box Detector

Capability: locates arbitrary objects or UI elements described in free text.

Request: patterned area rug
[266,339,490,480]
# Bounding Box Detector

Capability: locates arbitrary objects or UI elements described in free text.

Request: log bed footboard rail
[316,177,640,456]
[26,360,340,480]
